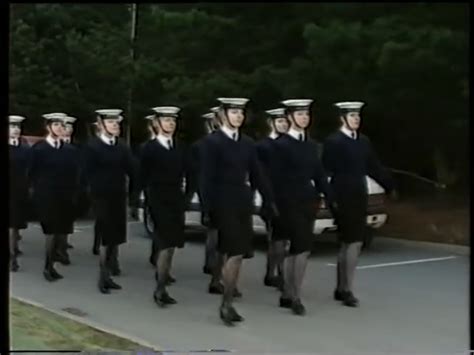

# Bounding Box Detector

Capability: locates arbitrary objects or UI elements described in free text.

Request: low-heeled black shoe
[264,275,279,288]
[161,292,177,305]
[43,269,58,282]
[291,300,306,316]
[50,268,63,280]
[105,279,122,290]
[334,289,346,301]
[228,306,244,322]
[233,288,242,298]
[279,297,292,309]
[203,265,212,275]
[208,282,224,295]
[98,280,111,294]
[166,274,176,284]
[342,291,359,308]
[219,306,235,326]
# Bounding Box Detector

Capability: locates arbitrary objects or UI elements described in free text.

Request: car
[139,176,387,248]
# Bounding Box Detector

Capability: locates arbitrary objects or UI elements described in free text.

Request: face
[274,117,289,134]
[342,112,361,131]
[63,123,74,137]
[225,108,245,129]
[156,116,177,135]
[9,124,21,138]
[291,109,310,129]
[47,121,65,137]
[102,118,121,136]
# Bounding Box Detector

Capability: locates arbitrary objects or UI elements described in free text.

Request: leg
[204,228,218,274]
[342,241,362,307]
[9,228,19,271]
[291,251,310,315]
[264,224,279,286]
[166,248,176,283]
[154,248,177,307]
[98,245,111,293]
[280,254,295,307]
[13,229,23,256]
[335,243,349,294]
[55,234,71,265]
[220,255,244,325]
[273,240,287,290]
[92,222,100,255]
[209,252,225,294]
[109,244,121,276]
[44,235,62,281]
[149,238,159,267]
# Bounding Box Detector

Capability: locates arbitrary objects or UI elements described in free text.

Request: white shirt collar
[269,132,279,140]
[100,133,117,146]
[221,125,239,141]
[288,128,305,141]
[46,135,61,148]
[340,126,357,139]
[156,134,173,150]
[9,138,19,146]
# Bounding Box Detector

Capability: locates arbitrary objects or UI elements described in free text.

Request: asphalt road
[10,220,469,354]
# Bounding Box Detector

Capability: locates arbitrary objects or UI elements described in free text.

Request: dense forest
[8,3,469,190]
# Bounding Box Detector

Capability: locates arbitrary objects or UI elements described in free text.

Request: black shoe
[55,254,71,266]
[219,306,235,326]
[291,300,306,316]
[98,280,111,294]
[166,274,176,285]
[233,288,242,298]
[161,292,177,305]
[43,269,57,282]
[15,247,23,256]
[208,282,224,295]
[10,260,19,272]
[228,306,244,322]
[50,267,63,280]
[342,291,359,307]
[111,267,121,277]
[203,265,212,275]
[153,291,165,307]
[334,289,346,301]
[279,297,292,309]
[105,279,122,290]
[67,243,74,249]
[264,275,279,288]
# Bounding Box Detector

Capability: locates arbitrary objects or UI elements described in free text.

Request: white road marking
[327,256,458,269]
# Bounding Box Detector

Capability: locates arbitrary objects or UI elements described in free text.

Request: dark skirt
[34,190,75,235]
[92,193,127,246]
[9,188,29,229]
[335,192,368,244]
[273,199,316,254]
[148,187,185,250]
[214,207,254,258]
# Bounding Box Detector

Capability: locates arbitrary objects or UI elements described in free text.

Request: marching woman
[272,99,336,316]
[9,115,30,272]
[256,108,289,289]
[199,97,277,325]
[322,101,396,307]
[28,113,82,281]
[139,106,195,307]
[84,109,138,294]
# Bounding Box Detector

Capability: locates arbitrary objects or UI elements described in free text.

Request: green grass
[10,298,157,351]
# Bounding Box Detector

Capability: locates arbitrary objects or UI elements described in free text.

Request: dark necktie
[298,133,303,141]
[168,139,173,149]
[109,139,115,146]
[351,132,356,139]
[232,133,237,141]
[54,141,59,149]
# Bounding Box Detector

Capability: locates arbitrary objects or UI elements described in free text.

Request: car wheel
[143,205,154,238]
[362,227,375,250]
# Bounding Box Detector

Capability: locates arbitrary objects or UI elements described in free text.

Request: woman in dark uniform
[257,108,289,289]
[28,113,82,281]
[272,99,336,316]
[199,97,277,325]
[90,121,102,256]
[84,109,138,294]
[322,101,396,307]
[139,106,195,307]
[9,115,30,272]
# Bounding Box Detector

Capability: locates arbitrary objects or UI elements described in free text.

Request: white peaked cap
[281,99,314,108]
[217,98,250,107]
[210,106,220,113]
[151,106,181,115]
[144,115,156,120]
[95,109,124,122]
[63,116,77,124]
[265,108,286,116]
[42,112,68,120]
[202,113,215,120]
[334,101,365,110]
[9,115,26,123]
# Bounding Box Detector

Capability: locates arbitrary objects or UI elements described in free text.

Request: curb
[11,295,162,352]
[378,236,470,256]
